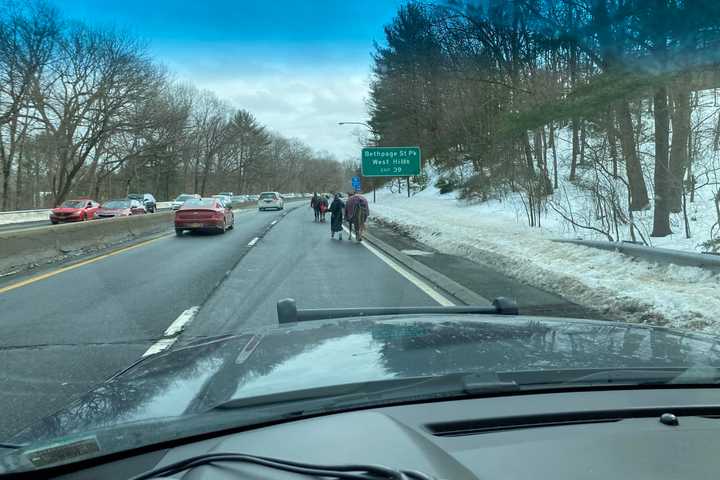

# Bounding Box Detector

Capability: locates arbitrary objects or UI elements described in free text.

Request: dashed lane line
[142,306,199,357]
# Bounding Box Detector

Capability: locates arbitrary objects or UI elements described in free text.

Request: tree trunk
[570,117,579,181]
[533,129,543,169]
[608,109,618,178]
[549,123,558,188]
[14,150,23,210]
[651,87,672,237]
[668,87,690,213]
[617,101,650,210]
[1,162,10,211]
[523,135,535,175]
[688,127,695,203]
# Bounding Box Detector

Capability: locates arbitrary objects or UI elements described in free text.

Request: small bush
[458,174,497,201]
[700,237,720,254]
[435,176,457,194]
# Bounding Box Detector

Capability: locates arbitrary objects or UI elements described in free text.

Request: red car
[50,199,100,224]
[94,199,146,219]
[175,198,234,235]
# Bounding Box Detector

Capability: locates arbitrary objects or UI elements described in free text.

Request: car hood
[8,314,720,445]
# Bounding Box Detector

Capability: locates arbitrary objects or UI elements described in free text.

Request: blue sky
[53,0,406,158]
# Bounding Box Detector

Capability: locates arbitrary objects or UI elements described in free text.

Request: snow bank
[369,186,720,335]
[0,210,50,225]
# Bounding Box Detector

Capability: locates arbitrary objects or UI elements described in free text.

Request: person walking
[329,193,345,240]
[310,192,320,222]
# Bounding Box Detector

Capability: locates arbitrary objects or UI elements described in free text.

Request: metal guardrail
[555,239,720,273]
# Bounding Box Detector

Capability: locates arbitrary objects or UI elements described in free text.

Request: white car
[257,192,284,211]
[170,193,201,210]
[212,194,233,207]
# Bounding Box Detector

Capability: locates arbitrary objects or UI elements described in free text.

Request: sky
[53,0,406,160]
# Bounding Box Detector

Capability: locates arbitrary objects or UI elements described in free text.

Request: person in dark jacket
[310,193,320,222]
[329,193,345,239]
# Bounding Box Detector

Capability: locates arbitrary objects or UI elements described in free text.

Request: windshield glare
[2,0,720,475]
[59,200,85,208]
[183,199,216,208]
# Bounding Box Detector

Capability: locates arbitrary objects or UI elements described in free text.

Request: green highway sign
[361,146,421,177]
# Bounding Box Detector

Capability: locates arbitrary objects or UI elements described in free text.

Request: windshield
[183,199,216,208]
[101,200,130,209]
[2,0,720,474]
[59,200,85,208]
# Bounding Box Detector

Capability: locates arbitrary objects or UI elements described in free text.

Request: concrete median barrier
[0,212,173,275]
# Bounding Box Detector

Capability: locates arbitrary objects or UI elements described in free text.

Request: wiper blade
[276,297,518,324]
[210,373,519,413]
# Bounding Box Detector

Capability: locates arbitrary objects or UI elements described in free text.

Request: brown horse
[348,204,368,241]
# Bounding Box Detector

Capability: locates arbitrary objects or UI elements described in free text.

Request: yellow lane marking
[0,234,171,294]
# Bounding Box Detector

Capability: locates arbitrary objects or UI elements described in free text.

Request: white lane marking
[343,227,454,307]
[401,249,433,256]
[142,306,199,357]
[163,306,199,336]
[142,338,175,357]
[248,237,259,247]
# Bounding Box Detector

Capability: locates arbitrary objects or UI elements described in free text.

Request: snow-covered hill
[369,182,720,334]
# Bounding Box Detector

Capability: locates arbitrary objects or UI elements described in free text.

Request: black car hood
[8,314,720,445]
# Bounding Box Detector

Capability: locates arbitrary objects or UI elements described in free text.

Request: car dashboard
[44,388,720,479]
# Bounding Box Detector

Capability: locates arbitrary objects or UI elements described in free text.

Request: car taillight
[213,211,224,219]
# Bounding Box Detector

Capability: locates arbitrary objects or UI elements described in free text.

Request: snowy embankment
[0,210,50,225]
[369,185,720,335]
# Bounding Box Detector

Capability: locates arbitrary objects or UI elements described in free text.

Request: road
[0,202,594,441]
[0,206,174,233]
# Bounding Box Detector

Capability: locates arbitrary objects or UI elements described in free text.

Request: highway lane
[176,203,441,343]
[0,199,588,441]
[0,206,292,440]
[0,208,174,233]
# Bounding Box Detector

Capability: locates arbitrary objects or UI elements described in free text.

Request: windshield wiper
[210,372,519,413]
[276,297,518,324]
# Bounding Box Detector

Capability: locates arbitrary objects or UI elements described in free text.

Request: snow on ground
[368,183,720,335]
[0,210,50,225]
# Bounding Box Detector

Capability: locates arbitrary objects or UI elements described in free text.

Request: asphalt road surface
[0,203,592,441]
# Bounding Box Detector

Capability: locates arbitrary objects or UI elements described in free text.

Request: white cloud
[159,47,372,160]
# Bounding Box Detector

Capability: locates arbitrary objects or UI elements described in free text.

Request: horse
[347,204,368,241]
[319,200,328,222]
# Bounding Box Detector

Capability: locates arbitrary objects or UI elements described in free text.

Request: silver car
[257,192,284,211]
[170,193,200,210]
